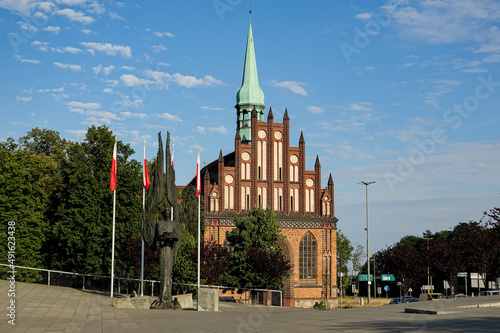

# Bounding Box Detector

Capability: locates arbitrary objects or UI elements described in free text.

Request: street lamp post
[358,181,375,305]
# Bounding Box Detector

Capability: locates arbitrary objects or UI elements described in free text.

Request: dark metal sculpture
[143,132,182,306]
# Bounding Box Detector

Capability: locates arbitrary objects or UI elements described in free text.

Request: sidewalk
[1,280,499,332]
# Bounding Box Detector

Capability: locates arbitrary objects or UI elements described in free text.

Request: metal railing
[0,264,283,306]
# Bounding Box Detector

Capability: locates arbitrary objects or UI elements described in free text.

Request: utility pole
[358,181,375,305]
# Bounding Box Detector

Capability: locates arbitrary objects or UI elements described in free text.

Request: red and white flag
[196,147,201,198]
[143,141,150,189]
[110,138,117,191]
[171,143,174,169]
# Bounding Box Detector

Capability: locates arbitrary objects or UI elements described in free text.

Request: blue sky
[1,0,500,261]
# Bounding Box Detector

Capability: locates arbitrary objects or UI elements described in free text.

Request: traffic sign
[457,272,468,277]
[358,274,373,281]
[384,285,390,292]
[381,274,395,281]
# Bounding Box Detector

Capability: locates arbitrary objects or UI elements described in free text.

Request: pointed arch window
[299,232,317,279]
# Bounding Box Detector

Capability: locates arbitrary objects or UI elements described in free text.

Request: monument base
[198,288,219,311]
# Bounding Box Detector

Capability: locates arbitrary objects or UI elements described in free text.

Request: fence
[0,264,282,306]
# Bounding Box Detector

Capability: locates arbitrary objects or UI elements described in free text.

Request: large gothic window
[299,232,317,279]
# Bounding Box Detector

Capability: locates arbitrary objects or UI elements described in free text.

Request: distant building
[188,18,338,308]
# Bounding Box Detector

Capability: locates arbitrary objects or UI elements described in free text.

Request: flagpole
[197,193,200,290]
[196,147,201,295]
[141,187,145,297]
[141,140,150,298]
[110,138,117,299]
[111,189,116,298]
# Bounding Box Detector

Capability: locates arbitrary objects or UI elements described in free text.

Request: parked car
[419,293,445,301]
[389,297,416,304]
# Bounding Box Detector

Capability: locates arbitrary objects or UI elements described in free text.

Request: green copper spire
[236,19,265,144]
[236,21,265,108]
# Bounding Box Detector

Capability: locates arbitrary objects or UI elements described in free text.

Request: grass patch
[337,297,390,309]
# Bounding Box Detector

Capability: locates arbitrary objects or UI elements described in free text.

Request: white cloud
[355,65,376,74]
[102,65,115,75]
[158,113,182,122]
[31,40,49,51]
[81,28,94,35]
[16,96,32,103]
[143,70,224,88]
[355,12,372,20]
[109,12,125,20]
[208,125,227,134]
[152,45,167,53]
[66,101,101,109]
[325,143,374,161]
[64,129,87,140]
[121,65,135,71]
[51,46,83,54]
[194,126,205,134]
[69,108,85,114]
[57,8,95,24]
[103,88,114,94]
[271,80,308,96]
[17,20,38,32]
[387,0,500,45]
[0,0,34,16]
[42,26,61,34]
[171,73,223,88]
[319,109,380,133]
[120,111,147,119]
[13,55,41,64]
[81,110,120,125]
[36,2,56,12]
[307,106,324,114]
[93,64,102,74]
[39,87,64,93]
[81,42,131,58]
[342,102,373,112]
[103,79,119,87]
[201,106,225,111]
[56,0,89,5]
[53,62,82,71]
[423,79,462,106]
[115,97,143,109]
[88,1,105,14]
[120,74,152,87]
[153,31,175,38]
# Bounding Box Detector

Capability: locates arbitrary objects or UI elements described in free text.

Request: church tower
[187,15,338,308]
[235,19,265,144]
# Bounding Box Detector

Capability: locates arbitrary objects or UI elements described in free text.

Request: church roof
[236,20,265,109]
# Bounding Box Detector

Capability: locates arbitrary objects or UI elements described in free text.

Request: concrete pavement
[1,280,500,332]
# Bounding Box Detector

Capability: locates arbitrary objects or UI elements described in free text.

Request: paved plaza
[1,280,499,332]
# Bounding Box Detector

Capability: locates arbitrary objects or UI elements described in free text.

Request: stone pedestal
[198,288,219,311]
[173,294,193,309]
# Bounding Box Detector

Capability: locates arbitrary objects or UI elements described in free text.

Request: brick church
[188,18,338,308]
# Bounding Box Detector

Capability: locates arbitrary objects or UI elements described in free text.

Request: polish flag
[196,147,201,198]
[171,143,174,169]
[143,141,150,189]
[110,138,117,191]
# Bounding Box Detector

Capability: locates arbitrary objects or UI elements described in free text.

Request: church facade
[189,20,338,308]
